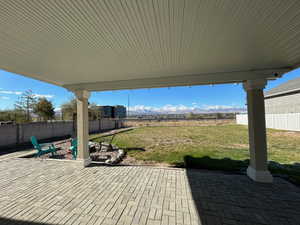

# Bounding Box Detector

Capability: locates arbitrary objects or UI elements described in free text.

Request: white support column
[243,79,273,183]
[74,90,91,167]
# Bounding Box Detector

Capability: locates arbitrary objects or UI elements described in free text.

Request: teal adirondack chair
[69,138,78,160]
[30,136,58,157]
[69,139,95,159]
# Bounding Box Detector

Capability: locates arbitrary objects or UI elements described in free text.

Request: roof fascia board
[265,88,300,99]
[64,68,291,92]
[292,62,300,70]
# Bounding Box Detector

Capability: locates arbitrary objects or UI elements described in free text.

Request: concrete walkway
[0,149,36,161]
[0,158,299,225]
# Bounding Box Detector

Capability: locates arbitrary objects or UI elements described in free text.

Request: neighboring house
[236,77,300,131]
[265,77,300,114]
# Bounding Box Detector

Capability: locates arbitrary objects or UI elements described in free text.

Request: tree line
[0,89,100,124]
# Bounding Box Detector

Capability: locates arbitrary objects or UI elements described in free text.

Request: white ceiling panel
[0,0,300,90]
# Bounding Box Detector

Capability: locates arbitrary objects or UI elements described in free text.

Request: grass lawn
[93,124,300,166]
[92,124,300,184]
[93,124,300,185]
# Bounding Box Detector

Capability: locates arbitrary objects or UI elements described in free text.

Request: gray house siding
[237,77,300,131]
[265,92,300,114]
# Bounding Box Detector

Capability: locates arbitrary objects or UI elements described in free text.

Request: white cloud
[0,90,22,95]
[202,104,236,110]
[33,94,54,98]
[0,90,54,98]
[129,104,246,114]
[129,104,193,113]
[0,96,10,100]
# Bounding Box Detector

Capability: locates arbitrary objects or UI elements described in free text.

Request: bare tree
[14,90,37,122]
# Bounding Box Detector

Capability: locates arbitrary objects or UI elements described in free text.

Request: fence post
[16,124,20,144]
[99,119,101,133]
[19,124,23,144]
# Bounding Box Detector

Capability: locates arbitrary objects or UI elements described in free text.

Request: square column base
[247,166,273,183]
[76,158,92,167]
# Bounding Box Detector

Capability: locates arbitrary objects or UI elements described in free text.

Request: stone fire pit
[90,142,125,164]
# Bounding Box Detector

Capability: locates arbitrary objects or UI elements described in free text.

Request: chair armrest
[51,144,60,151]
[40,143,52,147]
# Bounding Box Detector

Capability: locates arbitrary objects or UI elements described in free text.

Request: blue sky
[0,68,300,112]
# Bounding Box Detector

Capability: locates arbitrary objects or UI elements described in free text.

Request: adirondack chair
[69,138,78,160]
[30,136,58,157]
[69,139,98,159]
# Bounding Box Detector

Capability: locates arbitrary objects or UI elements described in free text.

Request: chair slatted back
[70,138,78,159]
[30,136,41,151]
[71,138,77,149]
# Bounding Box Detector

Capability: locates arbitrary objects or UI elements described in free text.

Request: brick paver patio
[0,158,299,225]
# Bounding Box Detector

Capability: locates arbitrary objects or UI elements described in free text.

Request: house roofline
[265,88,300,99]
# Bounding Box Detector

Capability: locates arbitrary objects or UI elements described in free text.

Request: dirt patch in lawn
[125,119,234,128]
[148,138,194,148]
[228,143,249,149]
[271,131,300,138]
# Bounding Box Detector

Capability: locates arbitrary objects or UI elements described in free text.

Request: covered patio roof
[1,0,300,183]
[1,0,300,91]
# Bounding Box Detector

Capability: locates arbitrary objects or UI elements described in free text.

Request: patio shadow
[183,155,300,186]
[185,164,300,225]
[0,217,58,225]
[183,155,248,172]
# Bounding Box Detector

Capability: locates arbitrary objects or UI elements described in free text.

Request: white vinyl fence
[236,113,300,131]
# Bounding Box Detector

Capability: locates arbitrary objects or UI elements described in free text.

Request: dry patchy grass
[92,124,300,166]
[124,119,234,128]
